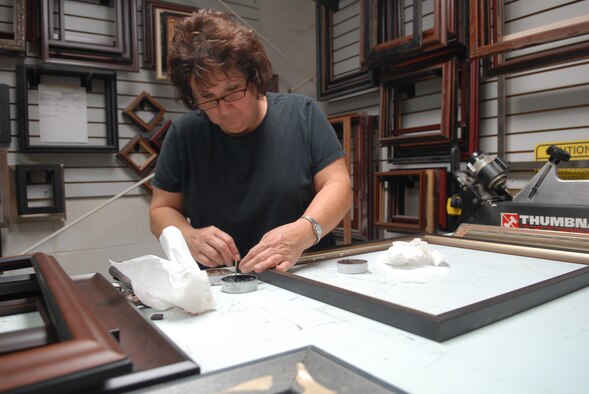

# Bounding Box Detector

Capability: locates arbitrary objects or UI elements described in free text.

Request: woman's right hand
[183,226,241,267]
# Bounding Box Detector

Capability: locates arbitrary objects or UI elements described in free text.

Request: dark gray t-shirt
[152,92,344,257]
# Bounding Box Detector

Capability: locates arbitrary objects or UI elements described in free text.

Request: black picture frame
[259,235,589,342]
[16,64,119,153]
[15,164,65,215]
[0,84,10,147]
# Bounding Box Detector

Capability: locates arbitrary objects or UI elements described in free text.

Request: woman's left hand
[239,219,315,273]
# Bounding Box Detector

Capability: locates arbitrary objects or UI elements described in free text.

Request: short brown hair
[167,9,273,110]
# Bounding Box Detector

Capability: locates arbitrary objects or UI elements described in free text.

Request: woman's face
[192,72,266,135]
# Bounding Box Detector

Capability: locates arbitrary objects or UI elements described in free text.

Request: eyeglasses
[196,84,249,111]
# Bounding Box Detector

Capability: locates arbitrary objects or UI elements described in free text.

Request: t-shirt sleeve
[152,122,183,192]
[305,98,345,175]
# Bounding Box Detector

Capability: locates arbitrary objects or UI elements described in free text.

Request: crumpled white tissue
[110,226,215,314]
[379,238,446,267]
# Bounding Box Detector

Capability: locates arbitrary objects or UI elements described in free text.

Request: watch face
[315,222,323,239]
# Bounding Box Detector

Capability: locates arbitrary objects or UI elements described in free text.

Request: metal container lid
[221,274,258,293]
[337,259,368,274]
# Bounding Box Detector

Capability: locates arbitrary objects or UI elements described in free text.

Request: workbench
[138,236,589,393]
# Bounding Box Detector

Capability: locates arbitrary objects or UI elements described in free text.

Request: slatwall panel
[332,0,361,79]
[478,60,589,163]
[402,0,434,34]
[0,0,14,34]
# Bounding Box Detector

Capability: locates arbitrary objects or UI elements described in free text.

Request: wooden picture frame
[374,169,427,232]
[0,253,201,392]
[470,0,589,75]
[155,8,192,80]
[123,91,167,134]
[259,235,589,342]
[329,113,375,243]
[0,0,26,53]
[39,0,138,71]
[143,0,197,68]
[149,119,173,150]
[0,253,131,392]
[316,2,377,100]
[116,135,159,177]
[16,65,119,153]
[360,0,461,69]
[379,58,456,145]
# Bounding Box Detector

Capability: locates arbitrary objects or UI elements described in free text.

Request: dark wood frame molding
[116,135,159,177]
[0,0,26,53]
[360,0,459,69]
[123,91,167,134]
[379,58,457,145]
[40,0,138,71]
[329,113,374,242]
[149,119,172,150]
[259,235,589,342]
[0,254,201,392]
[0,253,131,392]
[16,65,119,153]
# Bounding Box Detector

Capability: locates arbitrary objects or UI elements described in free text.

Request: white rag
[110,226,215,314]
[379,238,446,267]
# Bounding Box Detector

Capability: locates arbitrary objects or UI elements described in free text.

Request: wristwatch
[302,215,323,246]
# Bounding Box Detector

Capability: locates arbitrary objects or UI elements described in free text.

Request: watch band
[301,215,322,246]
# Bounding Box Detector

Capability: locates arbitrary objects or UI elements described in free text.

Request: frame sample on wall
[374,169,427,232]
[143,0,198,69]
[470,0,589,75]
[14,164,65,216]
[360,0,462,69]
[39,0,138,71]
[0,0,26,53]
[123,91,167,134]
[329,113,375,242]
[0,253,200,393]
[154,7,193,80]
[380,57,477,164]
[259,235,589,342]
[116,135,159,177]
[316,1,377,100]
[379,58,457,146]
[374,168,445,233]
[16,65,119,153]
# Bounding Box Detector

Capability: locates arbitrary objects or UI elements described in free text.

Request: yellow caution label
[535,140,589,180]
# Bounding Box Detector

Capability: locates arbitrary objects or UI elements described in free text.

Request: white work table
[142,243,589,393]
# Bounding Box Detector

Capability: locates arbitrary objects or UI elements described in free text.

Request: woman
[149,9,352,273]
